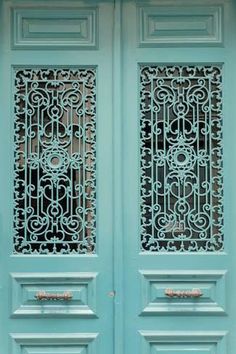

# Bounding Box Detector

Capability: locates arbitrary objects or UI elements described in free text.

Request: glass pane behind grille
[13,68,96,255]
[140,65,223,252]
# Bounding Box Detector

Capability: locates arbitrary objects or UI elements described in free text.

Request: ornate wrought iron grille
[14,68,96,254]
[140,66,223,252]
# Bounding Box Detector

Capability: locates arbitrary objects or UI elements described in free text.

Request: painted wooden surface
[122,0,236,353]
[0,1,114,353]
[0,0,236,353]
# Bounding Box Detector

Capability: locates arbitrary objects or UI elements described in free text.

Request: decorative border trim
[139,270,227,315]
[11,333,98,353]
[140,331,227,353]
[138,5,223,47]
[12,7,98,49]
[11,272,98,317]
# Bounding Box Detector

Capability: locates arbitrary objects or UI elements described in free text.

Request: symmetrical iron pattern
[140,66,223,252]
[14,68,96,254]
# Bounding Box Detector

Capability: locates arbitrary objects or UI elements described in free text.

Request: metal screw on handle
[35,291,73,301]
[165,288,203,298]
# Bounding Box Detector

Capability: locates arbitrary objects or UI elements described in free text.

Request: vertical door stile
[112,1,125,354]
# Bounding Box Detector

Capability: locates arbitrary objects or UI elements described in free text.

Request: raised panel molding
[11,272,97,317]
[139,331,227,353]
[11,333,98,354]
[138,5,223,47]
[12,7,98,49]
[140,270,226,315]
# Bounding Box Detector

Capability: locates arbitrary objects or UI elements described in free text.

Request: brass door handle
[35,291,73,301]
[165,288,203,298]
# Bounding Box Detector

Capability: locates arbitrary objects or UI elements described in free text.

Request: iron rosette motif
[140,65,223,252]
[14,68,96,254]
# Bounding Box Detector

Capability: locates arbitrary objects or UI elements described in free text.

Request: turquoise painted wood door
[122,0,236,353]
[0,0,236,353]
[0,1,115,353]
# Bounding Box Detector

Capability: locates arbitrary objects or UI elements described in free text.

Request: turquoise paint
[0,1,115,353]
[139,64,223,253]
[13,68,98,255]
[122,0,236,353]
[0,0,236,353]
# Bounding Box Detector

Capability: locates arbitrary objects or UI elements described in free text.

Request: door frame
[112,1,124,353]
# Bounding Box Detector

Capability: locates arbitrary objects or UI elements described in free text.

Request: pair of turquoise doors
[0,0,236,353]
